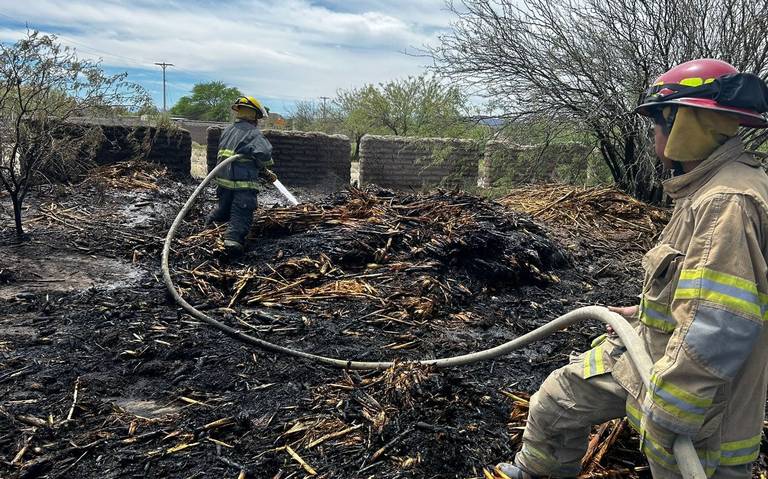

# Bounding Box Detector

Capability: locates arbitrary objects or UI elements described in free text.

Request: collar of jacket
[662,137,759,199]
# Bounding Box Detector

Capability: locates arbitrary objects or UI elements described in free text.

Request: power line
[319,96,331,119]
[154,62,175,112]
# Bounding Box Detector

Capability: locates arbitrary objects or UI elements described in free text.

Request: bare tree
[429,0,768,201]
[0,30,147,238]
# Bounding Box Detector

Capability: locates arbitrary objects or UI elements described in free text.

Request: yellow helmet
[232,96,268,120]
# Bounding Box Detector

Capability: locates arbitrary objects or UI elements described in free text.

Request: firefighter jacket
[610,137,768,474]
[215,120,274,190]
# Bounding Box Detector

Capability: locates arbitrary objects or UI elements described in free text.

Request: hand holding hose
[606,305,638,334]
[261,168,278,183]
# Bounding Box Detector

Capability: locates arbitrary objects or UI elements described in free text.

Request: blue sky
[0,0,453,115]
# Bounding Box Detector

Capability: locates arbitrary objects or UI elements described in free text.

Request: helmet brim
[636,98,768,128]
[231,103,268,119]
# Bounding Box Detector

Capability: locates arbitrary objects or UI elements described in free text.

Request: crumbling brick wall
[91,125,192,178]
[358,135,481,189]
[206,128,351,188]
[44,119,192,180]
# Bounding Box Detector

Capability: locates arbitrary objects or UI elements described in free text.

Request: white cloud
[0,0,450,107]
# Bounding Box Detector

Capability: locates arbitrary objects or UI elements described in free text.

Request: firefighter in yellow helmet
[496,59,768,479]
[207,96,277,255]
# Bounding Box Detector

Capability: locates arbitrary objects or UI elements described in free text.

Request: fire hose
[161,154,705,479]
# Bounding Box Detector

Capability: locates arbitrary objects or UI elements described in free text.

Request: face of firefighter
[654,123,673,169]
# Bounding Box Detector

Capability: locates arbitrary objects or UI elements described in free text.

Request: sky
[0,0,454,115]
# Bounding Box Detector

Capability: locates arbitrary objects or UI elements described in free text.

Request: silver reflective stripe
[644,307,676,326]
[721,445,759,459]
[650,385,708,416]
[684,305,761,379]
[520,444,580,476]
[678,279,760,304]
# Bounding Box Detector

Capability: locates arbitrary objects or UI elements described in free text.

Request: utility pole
[154,62,174,112]
[319,96,331,120]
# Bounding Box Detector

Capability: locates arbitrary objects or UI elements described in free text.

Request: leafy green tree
[339,76,473,137]
[287,100,345,134]
[338,76,486,159]
[170,81,242,121]
[289,76,485,160]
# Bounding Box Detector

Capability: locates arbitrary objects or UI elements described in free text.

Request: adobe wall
[358,135,481,189]
[206,128,351,188]
[56,119,192,179]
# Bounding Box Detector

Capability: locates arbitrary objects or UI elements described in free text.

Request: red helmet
[636,59,768,128]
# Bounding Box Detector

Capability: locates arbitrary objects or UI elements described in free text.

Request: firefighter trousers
[208,187,257,245]
[515,353,751,479]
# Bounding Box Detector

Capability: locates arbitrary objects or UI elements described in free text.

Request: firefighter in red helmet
[495,59,768,479]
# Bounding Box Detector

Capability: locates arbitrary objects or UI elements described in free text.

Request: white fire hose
[161,155,705,479]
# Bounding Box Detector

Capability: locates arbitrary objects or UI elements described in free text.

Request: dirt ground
[0,164,763,479]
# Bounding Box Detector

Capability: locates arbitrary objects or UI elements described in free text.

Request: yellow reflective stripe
[642,429,717,476]
[520,444,581,476]
[722,435,762,451]
[680,268,758,295]
[653,78,715,87]
[720,453,758,466]
[583,350,591,378]
[676,268,766,319]
[720,435,762,465]
[640,296,676,332]
[521,444,559,469]
[214,178,261,189]
[643,436,718,476]
[627,402,720,475]
[675,288,761,317]
[628,404,682,470]
[628,404,739,473]
[640,313,676,332]
[649,395,705,424]
[595,345,605,374]
[643,438,678,469]
[679,78,704,87]
[583,343,605,379]
[218,148,236,158]
[660,77,716,88]
[590,333,606,348]
[648,373,711,426]
[642,297,670,315]
[626,402,641,431]
[651,373,712,408]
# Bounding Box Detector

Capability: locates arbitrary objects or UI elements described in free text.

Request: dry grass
[501,184,670,255]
